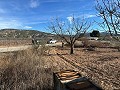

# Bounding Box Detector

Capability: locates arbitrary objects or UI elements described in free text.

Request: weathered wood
[53,70,102,90]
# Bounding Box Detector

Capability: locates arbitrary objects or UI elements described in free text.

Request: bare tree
[48,16,90,54]
[96,0,120,41]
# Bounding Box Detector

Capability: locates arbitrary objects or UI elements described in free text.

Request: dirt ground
[0,46,119,90]
[46,47,120,90]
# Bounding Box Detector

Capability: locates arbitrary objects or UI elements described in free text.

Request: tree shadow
[47,53,69,56]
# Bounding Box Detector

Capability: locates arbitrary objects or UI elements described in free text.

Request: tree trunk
[118,47,120,52]
[70,44,74,54]
[62,42,64,48]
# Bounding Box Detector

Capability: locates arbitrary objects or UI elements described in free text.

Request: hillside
[0,29,55,39]
[1,29,119,41]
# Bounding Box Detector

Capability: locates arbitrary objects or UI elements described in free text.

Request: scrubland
[0,40,120,90]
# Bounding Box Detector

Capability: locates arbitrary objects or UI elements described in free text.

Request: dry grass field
[0,39,32,46]
[0,41,120,90]
[0,47,53,90]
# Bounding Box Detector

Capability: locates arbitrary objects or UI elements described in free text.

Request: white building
[48,39,57,44]
[88,37,99,40]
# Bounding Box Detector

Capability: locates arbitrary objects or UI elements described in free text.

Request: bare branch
[48,16,90,54]
[95,0,120,41]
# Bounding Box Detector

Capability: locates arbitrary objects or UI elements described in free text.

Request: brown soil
[47,47,120,90]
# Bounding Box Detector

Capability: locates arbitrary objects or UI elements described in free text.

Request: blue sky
[0,0,101,32]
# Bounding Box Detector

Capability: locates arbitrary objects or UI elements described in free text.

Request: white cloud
[0,20,23,29]
[0,8,6,13]
[27,21,47,24]
[66,14,96,24]
[84,14,96,18]
[30,0,39,8]
[67,16,74,24]
[24,26,32,29]
[0,19,32,29]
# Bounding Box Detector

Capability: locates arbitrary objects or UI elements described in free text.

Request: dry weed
[0,46,53,90]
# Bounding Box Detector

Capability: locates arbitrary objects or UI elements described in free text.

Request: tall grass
[0,46,53,90]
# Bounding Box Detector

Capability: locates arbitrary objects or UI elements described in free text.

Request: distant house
[47,39,57,44]
[87,37,99,40]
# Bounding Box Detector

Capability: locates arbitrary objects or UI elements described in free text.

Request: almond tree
[48,16,90,54]
[96,0,120,41]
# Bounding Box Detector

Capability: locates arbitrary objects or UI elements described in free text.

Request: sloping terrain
[0,29,55,39]
[0,29,60,46]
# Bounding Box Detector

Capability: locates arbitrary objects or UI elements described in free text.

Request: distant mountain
[0,29,55,40]
[0,29,119,41]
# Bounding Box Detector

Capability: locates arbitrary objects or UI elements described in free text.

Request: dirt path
[0,45,32,52]
[43,47,78,72]
[0,42,62,53]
